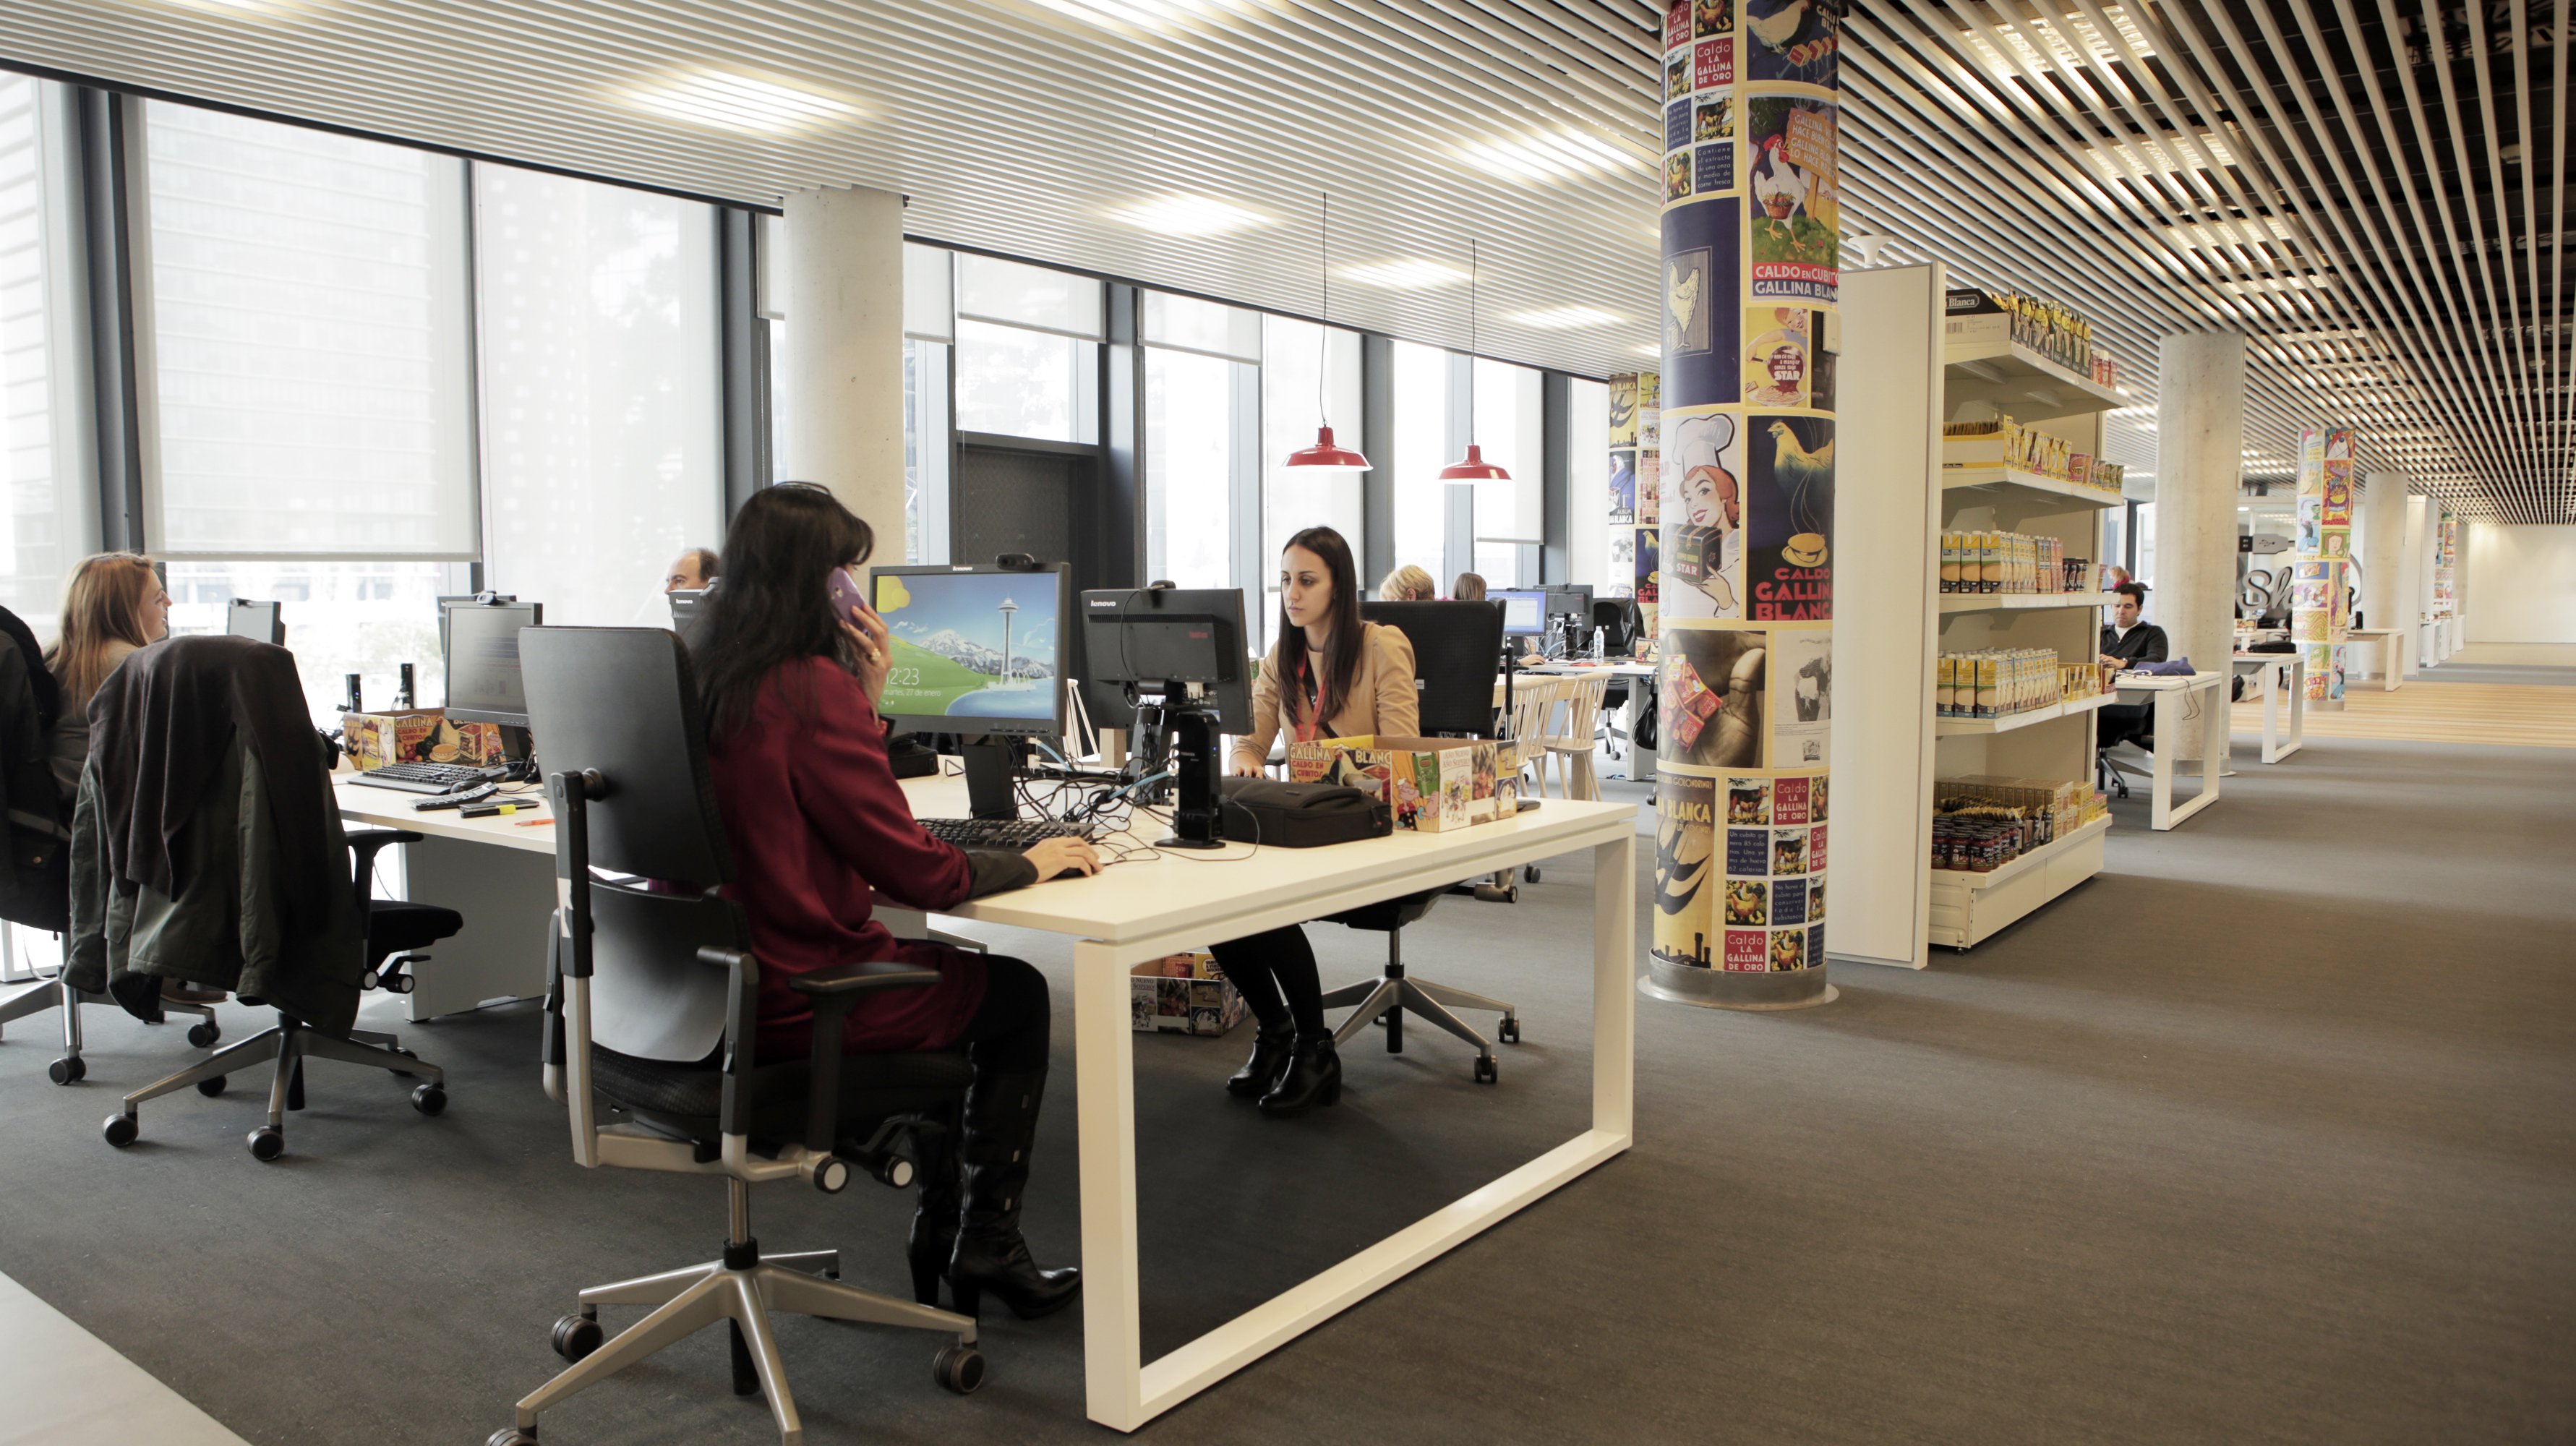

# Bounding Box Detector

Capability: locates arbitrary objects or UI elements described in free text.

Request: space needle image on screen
[871,571,1060,724]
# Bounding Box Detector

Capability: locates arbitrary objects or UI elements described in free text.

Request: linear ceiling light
[1035,0,1229,25]
[1962,7,2154,78]
[1510,305,1622,329]
[2084,131,2237,180]
[1340,259,1468,290]
[1462,129,1638,184]
[1108,195,1269,236]
[629,72,855,134]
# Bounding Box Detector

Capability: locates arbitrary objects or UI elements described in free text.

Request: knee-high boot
[948,1066,1082,1320]
[906,1115,961,1307]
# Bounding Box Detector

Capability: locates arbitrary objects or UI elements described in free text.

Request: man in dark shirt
[2099,582,2168,667]
[2097,582,2166,748]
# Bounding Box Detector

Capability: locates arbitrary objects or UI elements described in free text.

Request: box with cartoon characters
[1283,734,1515,832]
[340,709,506,774]
[1129,951,1246,1036]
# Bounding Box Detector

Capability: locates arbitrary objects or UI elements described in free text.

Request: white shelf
[1933,813,2113,894]
[1940,465,2123,509]
[1939,591,2116,614]
[1934,691,2113,736]
[1943,339,2126,418]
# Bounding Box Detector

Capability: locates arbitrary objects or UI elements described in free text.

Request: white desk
[346,769,1639,1432]
[1515,661,1658,782]
[334,775,560,1020]
[2230,653,2306,763]
[2345,627,2407,690]
[2111,672,2228,829]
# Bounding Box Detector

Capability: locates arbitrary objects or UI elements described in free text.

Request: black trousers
[946,952,1053,1073]
[2097,702,2154,749]
[1207,925,1325,1038]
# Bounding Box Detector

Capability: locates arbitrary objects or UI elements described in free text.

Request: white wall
[2465,524,2576,643]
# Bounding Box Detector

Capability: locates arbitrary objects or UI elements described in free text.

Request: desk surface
[334,774,555,854]
[1520,660,1657,677]
[2114,669,2225,693]
[2232,653,2298,667]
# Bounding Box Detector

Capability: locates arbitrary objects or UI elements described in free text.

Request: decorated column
[1643,0,1839,1011]
[2290,427,2356,708]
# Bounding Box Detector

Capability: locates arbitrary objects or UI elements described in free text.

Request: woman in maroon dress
[691,483,1095,1321]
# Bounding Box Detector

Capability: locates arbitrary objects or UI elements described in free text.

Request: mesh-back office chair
[1588,599,1637,761]
[1322,602,1521,1085]
[492,628,982,1446]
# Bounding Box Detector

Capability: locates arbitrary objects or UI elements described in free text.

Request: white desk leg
[1074,940,1145,1432]
[1593,834,1637,1140]
[2151,690,2176,830]
[2201,686,2228,805]
[2387,634,2404,690]
[2261,667,2282,763]
[394,835,555,1019]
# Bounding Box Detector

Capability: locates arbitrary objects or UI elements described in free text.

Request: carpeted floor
[1,735,2570,1445]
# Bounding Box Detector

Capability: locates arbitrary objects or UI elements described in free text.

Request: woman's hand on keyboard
[1024,837,1101,881]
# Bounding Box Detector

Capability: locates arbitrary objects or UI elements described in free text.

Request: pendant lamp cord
[1318,191,1330,426]
[1469,238,1478,359]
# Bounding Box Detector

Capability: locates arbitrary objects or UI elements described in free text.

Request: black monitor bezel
[442,597,543,728]
[868,562,1071,741]
[1075,586,1254,735]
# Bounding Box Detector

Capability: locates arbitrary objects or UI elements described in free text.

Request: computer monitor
[1545,584,1594,620]
[225,599,283,646]
[1491,589,1546,637]
[667,587,709,646]
[1077,587,1254,735]
[870,564,1069,740]
[442,598,542,729]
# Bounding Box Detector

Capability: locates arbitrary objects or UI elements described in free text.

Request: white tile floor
[0,1270,250,1446]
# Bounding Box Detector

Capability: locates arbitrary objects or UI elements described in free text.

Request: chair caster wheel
[1523,865,1541,884]
[1499,1018,1521,1044]
[933,1343,987,1395]
[197,1074,228,1097]
[1473,1056,1499,1084]
[248,1127,286,1161]
[411,1084,447,1117]
[48,1056,85,1085]
[488,1429,539,1446]
[551,1312,602,1362]
[103,1113,137,1147]
[187,1021,220,1048]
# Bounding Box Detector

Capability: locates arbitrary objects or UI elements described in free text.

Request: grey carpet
[1,736,2570,1445]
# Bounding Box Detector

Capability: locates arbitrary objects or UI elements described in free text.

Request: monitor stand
[959,739,1026,821]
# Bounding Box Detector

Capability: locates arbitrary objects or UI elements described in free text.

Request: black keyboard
[918,817,1093,849]
[348,761,506,795]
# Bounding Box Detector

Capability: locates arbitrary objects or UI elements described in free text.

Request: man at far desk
[2098,582,2168,669]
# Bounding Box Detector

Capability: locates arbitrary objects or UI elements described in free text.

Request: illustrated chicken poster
[1653,0,1836,992]
[2292,425,2355,709]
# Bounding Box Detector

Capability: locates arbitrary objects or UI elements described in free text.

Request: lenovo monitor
[1076,586,1254,735]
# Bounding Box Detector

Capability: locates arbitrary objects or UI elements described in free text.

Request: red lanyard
[1292,648,1335,743]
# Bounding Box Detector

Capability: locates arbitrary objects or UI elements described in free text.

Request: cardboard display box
[1284,734,1515,832]
[341,709,505,773]
[1130,952,1246,1036]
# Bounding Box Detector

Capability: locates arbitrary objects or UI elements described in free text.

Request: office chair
[492,627,981,1446]
[2,964,220,1084]
[1325,602,1523,1084]
[1586,599,1635,761]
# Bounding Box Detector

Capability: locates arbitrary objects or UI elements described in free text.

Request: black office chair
[1319,602,1521,1084]
[492,627,981,1446]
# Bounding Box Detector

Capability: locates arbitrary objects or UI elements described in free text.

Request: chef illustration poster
[1659,412,1745,620]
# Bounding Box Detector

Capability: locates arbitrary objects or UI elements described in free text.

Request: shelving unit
[1828,263,2126,970]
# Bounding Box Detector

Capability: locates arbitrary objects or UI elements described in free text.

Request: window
[1389,341,1450,586]
[904,338,951,562]
[165,560,461,725]
[140,101,476,558]
[1142,292,1259,592]
[1470,358,1543,587]
[0,75,95,636]
[1567,377,1610,589]
[953,254,1100,442]
[1260,315,1362,642]
[472,163,722,625]
[2134,501,2157,590]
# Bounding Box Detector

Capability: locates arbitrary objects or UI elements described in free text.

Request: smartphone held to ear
[826,565,865,622]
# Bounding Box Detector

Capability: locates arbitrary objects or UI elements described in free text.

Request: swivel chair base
[1321,957,1518,1085]
[1,979,218,1083]
[102,1010,444,1159]
[494,1179,983,1446]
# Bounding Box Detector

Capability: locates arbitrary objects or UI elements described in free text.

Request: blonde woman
[44,553,169,805]
[1377,563,1436,603]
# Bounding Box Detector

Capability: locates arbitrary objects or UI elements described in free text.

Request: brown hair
[1272,526,1366,730]
[684,547,720,582]
[46,553,163,708]
[1450,572,1487,602]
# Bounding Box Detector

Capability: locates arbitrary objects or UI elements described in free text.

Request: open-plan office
[0,4,2570,1445]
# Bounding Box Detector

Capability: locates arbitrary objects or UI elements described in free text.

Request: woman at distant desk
[1221,526,1418,1116]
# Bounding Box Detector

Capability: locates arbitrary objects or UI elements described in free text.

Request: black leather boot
[906,1120,960,1307]
[949,1067,1082,1320]
[1225,1022,1296,1098]
[1257,1032,1342,1118]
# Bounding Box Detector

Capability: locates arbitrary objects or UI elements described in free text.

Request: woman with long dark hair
[693,482,1094,1321]
[1218,525,1418,1116]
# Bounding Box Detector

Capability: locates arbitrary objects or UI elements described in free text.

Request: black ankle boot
[949,1067,1082,1321]
[1257,1032,1342,1118]
[905,1121,960,1307]
[1225,1023,1296,1098]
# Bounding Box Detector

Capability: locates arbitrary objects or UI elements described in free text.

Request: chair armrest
[791,960,941,1152]
[345,829,424,910]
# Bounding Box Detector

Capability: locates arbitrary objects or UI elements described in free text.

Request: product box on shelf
[1129,952,1245,1036]
[341,709,505,773]
[1940,420,2009,471]
[1943,288,2011,350]
[1285,734,1512,831]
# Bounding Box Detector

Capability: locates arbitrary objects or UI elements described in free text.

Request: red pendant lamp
[1439,239,1510,482]
[1286,192,1372,472]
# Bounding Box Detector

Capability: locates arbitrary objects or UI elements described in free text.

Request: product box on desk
[341,709,505,773]
[1285,734,1512,832]
[1129,953,1245,1036]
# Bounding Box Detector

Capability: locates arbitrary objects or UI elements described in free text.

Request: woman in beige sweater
[1220,526,1416,1117]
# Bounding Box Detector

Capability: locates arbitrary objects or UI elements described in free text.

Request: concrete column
[2154,333,2246,754]
[779,185,906,540]
[2360,470,2406,672]
[1642,0,1839,1010]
